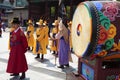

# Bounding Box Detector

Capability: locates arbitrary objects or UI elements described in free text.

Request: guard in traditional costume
[6,17,28,79]
[50,20,59,54]
[33,19,47,60]
[55,0,71,69]
[26,19,35,51]
[55,19,70,69]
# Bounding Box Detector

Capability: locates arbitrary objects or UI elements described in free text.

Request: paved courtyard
[0,30,82,80]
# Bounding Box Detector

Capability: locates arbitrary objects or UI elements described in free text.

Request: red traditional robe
[6,28,28,73]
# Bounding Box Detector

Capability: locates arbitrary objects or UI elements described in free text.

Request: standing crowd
[6,16,73,79]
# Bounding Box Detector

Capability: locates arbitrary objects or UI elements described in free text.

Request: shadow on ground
[9,76,30,80]
[35,58,56,67]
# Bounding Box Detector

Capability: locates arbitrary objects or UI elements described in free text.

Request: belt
[10,42,22,46]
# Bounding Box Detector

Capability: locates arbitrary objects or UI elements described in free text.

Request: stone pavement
[0,31,83,80]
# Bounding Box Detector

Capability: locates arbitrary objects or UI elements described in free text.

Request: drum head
[72,2,99,57]
[72,3,92,57]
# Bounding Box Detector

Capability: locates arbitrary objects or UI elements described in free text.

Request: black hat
[11,17,20,24]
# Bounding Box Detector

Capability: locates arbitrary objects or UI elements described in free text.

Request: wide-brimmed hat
[11,17,20,24]
[36,19,43,25]
[27,19,33,24]
[52,20,59,26]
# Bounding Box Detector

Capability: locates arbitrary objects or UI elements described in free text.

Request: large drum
[72,1,120,59]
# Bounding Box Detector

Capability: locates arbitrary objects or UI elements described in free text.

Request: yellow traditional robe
[50,27,58,51]
[44,25,49,47]
[26,25,35,47]
[33,27,46,54]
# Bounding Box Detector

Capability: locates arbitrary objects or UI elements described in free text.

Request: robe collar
[14,27,20,33]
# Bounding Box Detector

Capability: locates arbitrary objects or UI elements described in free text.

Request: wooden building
[27,0,87,21]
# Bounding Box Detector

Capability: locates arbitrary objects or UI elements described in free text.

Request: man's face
[12,23,19,29]
[28,23,33,26]
[38,25,43,28]
[54,25,58,27]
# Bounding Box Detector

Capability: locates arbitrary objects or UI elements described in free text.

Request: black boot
[52,51,56,54]
[57,65,64,69]
[65,64,69,67]
[35,54,40,59]
[41,54,44,60]
[10,73,19,76]
[28,47,30,50]
[20,72,25,79]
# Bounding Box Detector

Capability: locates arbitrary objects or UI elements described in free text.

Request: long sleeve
[55,32,63,39]
[21,31,28,53]
[37,32,45,42]
[36,28,45,42]
[30,27,34,36]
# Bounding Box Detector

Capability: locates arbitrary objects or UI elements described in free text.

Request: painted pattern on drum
[93,2,119,57]
[108,24,116,39]
[105,38,114,50]
[103,2,119,21]
[98,26,108,44]
[98,11,110,30]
